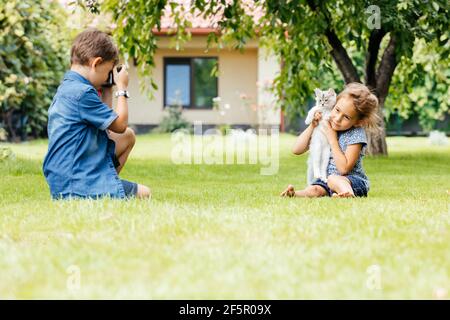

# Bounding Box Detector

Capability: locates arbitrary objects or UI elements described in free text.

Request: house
[121,12,281,133]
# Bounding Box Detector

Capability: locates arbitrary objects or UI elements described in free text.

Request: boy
[43,29,150,199]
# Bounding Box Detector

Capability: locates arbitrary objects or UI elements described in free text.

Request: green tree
[0,0,70,141]
[386,38,449,132]
[85,0,449,155]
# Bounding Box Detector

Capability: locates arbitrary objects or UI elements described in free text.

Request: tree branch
[376,33,398,104]
[365,28,387,89]
[306,0,360,84]
[324,29,361,83]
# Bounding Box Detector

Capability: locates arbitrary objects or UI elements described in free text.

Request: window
[164,57,218,109]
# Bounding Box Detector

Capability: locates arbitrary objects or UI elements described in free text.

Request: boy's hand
[116,65,129,90]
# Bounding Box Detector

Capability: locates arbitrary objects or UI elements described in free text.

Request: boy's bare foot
[332,191,355,198]
[280,184,295,197]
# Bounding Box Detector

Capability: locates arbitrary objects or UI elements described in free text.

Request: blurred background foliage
[0,0,70,141]
[0,0,448,142]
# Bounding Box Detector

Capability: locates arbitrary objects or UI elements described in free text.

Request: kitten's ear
[314,88,322,97]
[328,88,336,95]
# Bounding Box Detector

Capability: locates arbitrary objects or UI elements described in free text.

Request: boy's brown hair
[337,82,382,133]
[70,29,119,66]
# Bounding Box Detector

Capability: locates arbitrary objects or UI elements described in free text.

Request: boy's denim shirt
[43,71,126,199]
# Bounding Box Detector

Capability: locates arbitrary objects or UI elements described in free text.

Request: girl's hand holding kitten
[311,112,322,128]
[321,119,338,143]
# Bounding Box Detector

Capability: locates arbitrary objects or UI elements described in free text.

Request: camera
[102,65,123,87]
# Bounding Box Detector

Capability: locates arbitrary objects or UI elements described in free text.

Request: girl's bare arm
[321,120,362,175]
[329,142,362,175]
[292,112,321,155]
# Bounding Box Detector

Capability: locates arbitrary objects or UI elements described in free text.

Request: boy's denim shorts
[312,175,369,197]
[121,179,138,198]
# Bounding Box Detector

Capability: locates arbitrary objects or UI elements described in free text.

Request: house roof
[153,0,264,36]
[152,28,219,36]
[58,0,263,37]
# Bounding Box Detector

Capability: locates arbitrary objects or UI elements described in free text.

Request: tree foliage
[387,38,449,131]
[0,0,70,141]
[83,0,449,154]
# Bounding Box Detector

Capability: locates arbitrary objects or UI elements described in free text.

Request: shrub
[154,105,192,133]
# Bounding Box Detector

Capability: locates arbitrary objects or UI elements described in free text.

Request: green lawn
[0,134,449,299]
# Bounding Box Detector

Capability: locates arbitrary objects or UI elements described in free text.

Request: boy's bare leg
[280,184,327,198]
[108,128,151,199]
[327,175,355,198]
[108,127,136,174]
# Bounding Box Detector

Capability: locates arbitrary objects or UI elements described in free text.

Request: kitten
[305,88,336,185]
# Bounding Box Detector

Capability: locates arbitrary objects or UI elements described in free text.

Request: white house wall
[257,47,281,126]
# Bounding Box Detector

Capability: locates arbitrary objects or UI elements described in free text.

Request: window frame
[163,57,219,110]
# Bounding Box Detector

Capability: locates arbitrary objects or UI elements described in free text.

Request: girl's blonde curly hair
[337,82,382,135]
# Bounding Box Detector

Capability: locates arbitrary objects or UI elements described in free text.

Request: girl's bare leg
[108,127,136,174]
[280,184,327,198]
[327,175,355,198]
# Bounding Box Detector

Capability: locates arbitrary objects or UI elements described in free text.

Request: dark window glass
[193,58,217,108]
[164,57,218,109]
